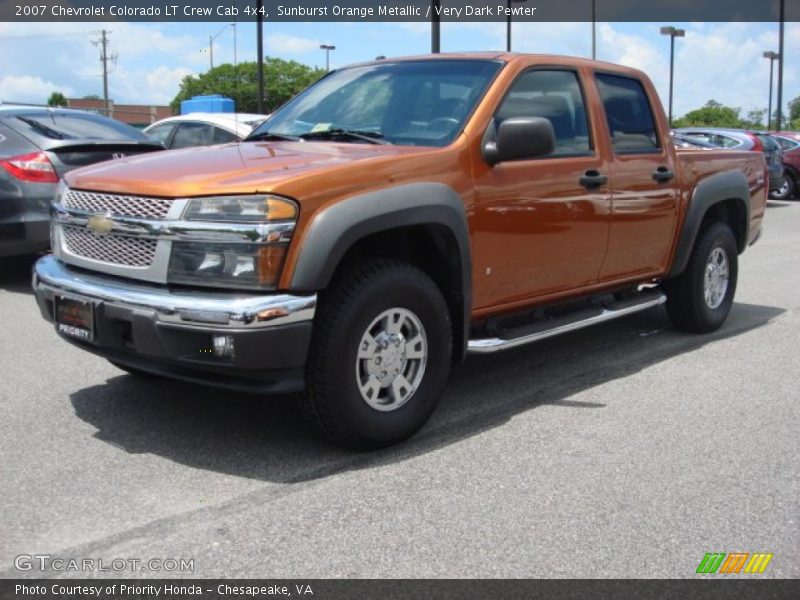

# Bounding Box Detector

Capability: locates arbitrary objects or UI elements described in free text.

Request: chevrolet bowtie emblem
[86,215,115,235]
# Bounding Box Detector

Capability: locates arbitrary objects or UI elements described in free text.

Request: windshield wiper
[16,115,67,140]
[245,131,302,142]
[299,129,391,145]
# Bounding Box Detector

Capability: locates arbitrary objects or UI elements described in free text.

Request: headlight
[168,242,287,290]
[170,194,297,290]
[183,195,297,222]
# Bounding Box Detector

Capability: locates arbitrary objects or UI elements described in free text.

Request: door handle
[653,166,675,183]
[579,170,608,189]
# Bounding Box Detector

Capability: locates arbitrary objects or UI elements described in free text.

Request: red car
[772,132,800,200]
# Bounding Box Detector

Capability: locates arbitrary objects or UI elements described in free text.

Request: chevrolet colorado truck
[32,54,767,449]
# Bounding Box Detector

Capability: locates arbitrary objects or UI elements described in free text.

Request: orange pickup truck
[33,54,767,448]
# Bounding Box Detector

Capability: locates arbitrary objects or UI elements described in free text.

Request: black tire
[664,222,738,333]
[302,259,452,450]
[771,171,797,201]
[108,360,161,379]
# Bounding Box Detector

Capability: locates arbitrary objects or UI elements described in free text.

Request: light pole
[592,0,596,59]
[764,51,780,130]
[431,0,440,53]
[209,23,235,70]
[320,44,336,71]
[256,0,264,113]
[506,0,528,52]
[776,0,785,131]
[660,26,685,127]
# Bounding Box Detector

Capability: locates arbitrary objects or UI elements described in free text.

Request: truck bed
[676,148,768,246]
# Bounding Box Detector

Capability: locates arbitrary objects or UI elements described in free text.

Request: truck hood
[64,141,428,198]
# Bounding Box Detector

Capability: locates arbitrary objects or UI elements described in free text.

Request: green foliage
[744,109,767,130]
[788,95,800,126]
[672,100,747,129]
[82,94,102,100]
[47,91,67,107]
[171,58,326,114]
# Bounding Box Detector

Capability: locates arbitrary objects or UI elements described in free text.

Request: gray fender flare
[290,182,472,357]
[668,170,750,278]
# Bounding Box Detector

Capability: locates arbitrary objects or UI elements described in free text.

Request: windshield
[249,59,503,147]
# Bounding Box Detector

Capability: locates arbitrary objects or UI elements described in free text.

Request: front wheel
[664,222,738,333]
[302,259,452,449]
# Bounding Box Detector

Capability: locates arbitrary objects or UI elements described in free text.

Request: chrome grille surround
[63,189,175,220]
[62,225,157,268]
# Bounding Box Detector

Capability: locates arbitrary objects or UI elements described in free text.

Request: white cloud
[266,33,322,55]
[0,75,74,104]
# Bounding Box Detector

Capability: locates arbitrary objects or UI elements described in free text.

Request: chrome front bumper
[33,255,316,329]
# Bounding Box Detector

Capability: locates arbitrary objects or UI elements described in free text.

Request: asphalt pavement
[1,201,798,579]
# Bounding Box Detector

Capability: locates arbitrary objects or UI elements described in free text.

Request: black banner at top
[2,0,799,22]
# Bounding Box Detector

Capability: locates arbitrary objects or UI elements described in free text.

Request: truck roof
[351,52,646,76]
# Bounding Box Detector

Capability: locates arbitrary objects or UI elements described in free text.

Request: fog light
[212,335,235,359]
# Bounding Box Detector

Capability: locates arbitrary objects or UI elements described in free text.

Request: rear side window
[212,126,239,144]
[495,70,592,157]
[775,137,800,151]
[146,123,175,145]
[596,74,660,154]
[171,122,214,149]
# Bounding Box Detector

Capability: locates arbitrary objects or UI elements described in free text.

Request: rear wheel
[665,222,738,333]
[770,171,797,200]
[302,259,452,449]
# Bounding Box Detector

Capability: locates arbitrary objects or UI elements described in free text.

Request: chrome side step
[467,291,666,355]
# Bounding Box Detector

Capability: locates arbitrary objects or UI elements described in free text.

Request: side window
[495,70,592,156]
[171,122,214,149]
[145,123,175,145]
[777,137,800,151]
[596,73,660,154]
[212,126,239,144]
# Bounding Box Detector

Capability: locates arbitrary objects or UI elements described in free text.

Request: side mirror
[482,117,556,166]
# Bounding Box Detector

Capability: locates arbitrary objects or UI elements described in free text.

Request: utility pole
[92,30,116,116]
[592,0,596,59]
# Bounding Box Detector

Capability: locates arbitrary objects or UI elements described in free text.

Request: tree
[47,91,67,107]
[744,109,767,130]
[788,95,800,129]
[672,100,746,129]
[82,94,102,100]
[171,58,326,114]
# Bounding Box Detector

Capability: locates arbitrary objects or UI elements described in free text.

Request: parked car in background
[0,104,164,257]
[671,132,717,149]
[143,113,270,149]
[675,127,784,194]
[770,132,800,200]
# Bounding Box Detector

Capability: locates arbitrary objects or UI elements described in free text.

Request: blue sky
[0,20,797,122]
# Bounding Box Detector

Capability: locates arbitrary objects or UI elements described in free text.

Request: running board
[467,290,666,355]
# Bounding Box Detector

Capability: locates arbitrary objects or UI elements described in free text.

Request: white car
[143,112,270,149]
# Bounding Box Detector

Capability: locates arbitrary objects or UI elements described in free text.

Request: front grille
[63,189,174,220]
[62,226,157,267]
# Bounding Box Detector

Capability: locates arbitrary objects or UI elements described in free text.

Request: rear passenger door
[594,73,679,281]
[471,68,612,310]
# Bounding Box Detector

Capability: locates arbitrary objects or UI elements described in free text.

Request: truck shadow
[0,254,39,295]
[69,301,785,485]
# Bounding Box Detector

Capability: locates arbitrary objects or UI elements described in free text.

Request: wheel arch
[289,183,472,360]
[668,170,750,279]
